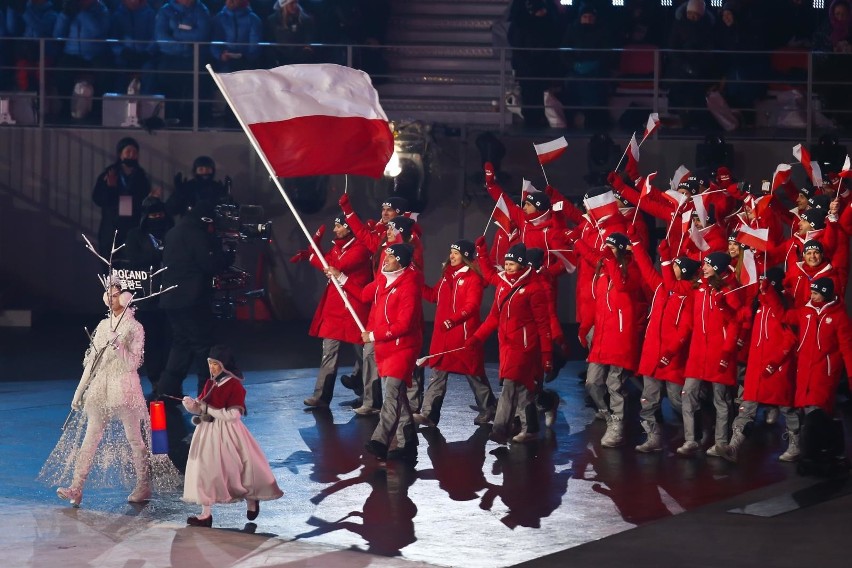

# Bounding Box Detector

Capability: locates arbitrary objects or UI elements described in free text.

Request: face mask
[121,158,138,168]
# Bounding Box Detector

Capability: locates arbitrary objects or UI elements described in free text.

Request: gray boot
[601,415,624,448]
[723,427,746,463]
[635,421,662,453]
[779,430,801,462]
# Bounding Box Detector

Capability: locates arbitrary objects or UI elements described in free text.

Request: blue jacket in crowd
[110,2,157,59]
[210,6,261,66]
[155,0,211,58]
[20,1,59,39]
[53,0,111,61]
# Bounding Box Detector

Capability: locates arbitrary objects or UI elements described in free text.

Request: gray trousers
[493,379,535,438]
[310,339,364,403]
[682,378,733,445]
[360,342,381,410]
[639,376,683,424]
[420,371,496,425]
[586,363,628,419]
[371,377,416,451]
[407,368,424,413]
[733,400,801,433]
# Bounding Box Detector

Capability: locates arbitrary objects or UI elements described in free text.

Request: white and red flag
[522,178,541,196]
[692,194,709,226]
[642,112,660,140]
[735,225,769,252]
[771,163,793,191]
[584,190,620,222]
[550,250,577,274]
[839,155,852,179]
[492,194,513,235]
[792,144,823,186]
[740,249,758,286]
[670,165,691,192]
[211,64,393,178]
[534,136,568,165]
[639,171,657,199]
[626,133,640,174]
[662,189,688,210]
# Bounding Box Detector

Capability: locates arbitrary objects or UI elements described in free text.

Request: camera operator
[124,196,173,393]
[156,199,227,473]
[166,155,234,218]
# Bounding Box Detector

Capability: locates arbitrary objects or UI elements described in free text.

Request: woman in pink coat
[414,239,496,428]
[632,239,699,453]
[679,251,746,458]
[466,244,552,445]
[572,232,644,449]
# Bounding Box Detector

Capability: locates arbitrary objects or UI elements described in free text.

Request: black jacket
[159,215,227,310]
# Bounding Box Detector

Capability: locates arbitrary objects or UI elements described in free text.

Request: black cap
[605,232,630,251]
[807,194,832,210]
[386,243,414,268]
[526,247,545,270]
[388,216,415,241]
[208,344,241,378]
[800,208,827,230]
[764,266,785,293]
[803,239,824,254]
[810,277,835,300]
[678,177,699,195]
[673,256,701,280]
[523,192,551,211]
[193,155,215,174]
[704,251,731,273]
[382,196,409,214]
[334,211,350,228]
[798,184,817,198]
[116,136,139,157]
[450,239,475,260]
[504,243,527,266]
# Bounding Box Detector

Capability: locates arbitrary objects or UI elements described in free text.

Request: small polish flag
[692,195,708,226]
[493,194,513,235]
[584,190,620,222]
[792,144,823,187]
[211,64,393,178]
[771,163,793,191]
[522,179,541,196]
[839,155,852,179]
[680,210,692,234]
[662,189,688,210]
[735,225,769,252]
[627,133,640,173]
[639,171,658,198]
[534,136,568,165]
[690,225,710,252]
[551,250,577,274]
[740,249,758,285]
[643,112,660,139]
[670,165,691,192]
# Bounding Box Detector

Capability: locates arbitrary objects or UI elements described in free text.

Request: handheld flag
[534,136,568,165]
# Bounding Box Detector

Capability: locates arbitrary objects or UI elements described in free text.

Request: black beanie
[526,247,545,270]
[334,211,350,228]
[388,216,415,241]
[386,243,413,268]
[807,195,832,210]
[673,256,701,280]
[678,176,699,195]
[704,251,731,273]
[504,243,527,266]
[764,266,785,294]
[811,277,835,300]
[116,136,139,157]
[605,232,630,251]
[798,184,817,198]
[803,239,824,254]
[208,344,241,378]
[450,239,475,260]
[193,155,216,175]
[801,208,827,230]
[523,192,551,211]
[382,196,409,214]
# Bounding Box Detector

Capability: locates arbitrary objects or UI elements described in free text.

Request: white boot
[601,416,624,448]
[779,430,801,462]
[723,428,746,463]
[635,422,662,453]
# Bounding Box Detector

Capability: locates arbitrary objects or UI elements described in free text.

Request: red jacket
[742,290,795,406]
[424,263,486,376]
[199,374,246,412]
[783,298,852,413]
[472,268,552,391]
[574,239,644,372]
[683,272,744,385]
[345,266,423,385]
[633,245,694,384]
[343,209,424,273]
[783,260,842,309]
[308,237,373,344]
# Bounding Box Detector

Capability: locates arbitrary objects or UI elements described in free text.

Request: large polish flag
[212,64,394,179]
[534,136,568,165]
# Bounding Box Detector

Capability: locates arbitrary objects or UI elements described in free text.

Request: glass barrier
[1,37,850,140]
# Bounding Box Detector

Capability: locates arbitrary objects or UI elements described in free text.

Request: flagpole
[539,162,550,186]
[631,196,642,225]
[614,143,630,172]
[483,201,498,236]
[206,65,366,333]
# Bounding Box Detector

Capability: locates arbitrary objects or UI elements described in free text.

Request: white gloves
[182,396,202,414]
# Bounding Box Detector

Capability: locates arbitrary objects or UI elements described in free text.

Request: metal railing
[1,37,850,142]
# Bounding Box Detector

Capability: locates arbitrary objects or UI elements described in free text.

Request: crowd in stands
[0,0,389,124]
[506,0,852,130]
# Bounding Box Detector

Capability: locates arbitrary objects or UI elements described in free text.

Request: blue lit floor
[4,356,849,568]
